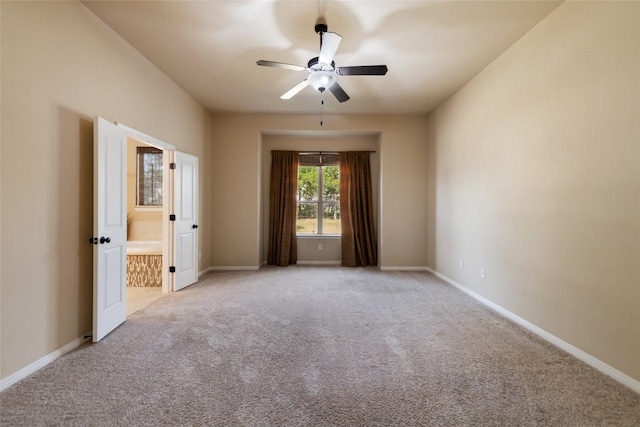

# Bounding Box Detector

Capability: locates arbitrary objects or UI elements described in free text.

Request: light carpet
[1,267,638,426]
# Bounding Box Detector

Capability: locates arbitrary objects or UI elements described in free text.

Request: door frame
[116,123,176,294]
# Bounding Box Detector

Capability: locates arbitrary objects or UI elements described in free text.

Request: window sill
[297,234,341,239]
[134,206,162,212]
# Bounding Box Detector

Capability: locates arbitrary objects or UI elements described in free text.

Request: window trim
[297,161,340,236]
[296,234,341,240]
[136,146,163,207]
[134,206,162,213]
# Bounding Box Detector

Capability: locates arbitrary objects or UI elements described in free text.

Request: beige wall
[210,114,429,268]
[426,1,639,381]
[0,2,213,380]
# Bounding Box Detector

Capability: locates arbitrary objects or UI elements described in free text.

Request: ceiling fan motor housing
[307,57,335,71]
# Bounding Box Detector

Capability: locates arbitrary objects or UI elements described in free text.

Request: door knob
[192,224,198,229]
[99,236,111,244]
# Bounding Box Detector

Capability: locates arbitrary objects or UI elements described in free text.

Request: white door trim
[116,123,176,151]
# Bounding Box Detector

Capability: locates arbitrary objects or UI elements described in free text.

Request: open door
[92,117,127,342]
[172,151,199,291]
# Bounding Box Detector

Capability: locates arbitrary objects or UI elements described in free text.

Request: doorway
[125,137,165,317]
[93,117,200,342]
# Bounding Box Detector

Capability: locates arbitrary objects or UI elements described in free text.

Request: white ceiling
[83,1,562,115]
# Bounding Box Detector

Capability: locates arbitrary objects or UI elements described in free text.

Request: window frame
[136,146,163,208]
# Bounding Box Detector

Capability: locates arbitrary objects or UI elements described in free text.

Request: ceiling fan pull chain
[320,99,324,126]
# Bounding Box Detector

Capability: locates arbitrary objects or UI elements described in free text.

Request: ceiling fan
[257,22,388,103]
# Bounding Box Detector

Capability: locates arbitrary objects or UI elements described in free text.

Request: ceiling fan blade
[257,60,306,72]
[329,82,350,103]
[319,32,342,65]
[281,80,309,100]
[336,65,388,76]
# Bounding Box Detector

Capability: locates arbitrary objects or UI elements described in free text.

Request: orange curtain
[268,151,299,266]
[340,152,377,267]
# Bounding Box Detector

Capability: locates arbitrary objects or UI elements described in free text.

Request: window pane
[297,202,317,234]
[138,149,163,206]
[298,166,318,202]
[296,163,340,235]
[323,202,341,234]
[323,166,340,202]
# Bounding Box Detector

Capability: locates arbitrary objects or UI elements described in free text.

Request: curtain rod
[295,151,376,155]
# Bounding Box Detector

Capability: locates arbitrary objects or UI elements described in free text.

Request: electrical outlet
[318,243,323,251]
[480,268,486,279]
[459,260,464,270]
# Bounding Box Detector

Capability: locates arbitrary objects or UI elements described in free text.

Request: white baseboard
[297,261,341,265]
[0,332,91,392]
[206,266,260,272]
[380,266,430,271]
[199,266,215,276]
[425,267,640,394]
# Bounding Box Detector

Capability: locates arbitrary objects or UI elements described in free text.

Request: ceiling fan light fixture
[308,71,336,93]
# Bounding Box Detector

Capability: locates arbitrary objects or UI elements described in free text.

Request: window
[297,153,340,235]
[137,146,163,206]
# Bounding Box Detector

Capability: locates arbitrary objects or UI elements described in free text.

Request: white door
[92,117,127,342]
[173,151,199,291]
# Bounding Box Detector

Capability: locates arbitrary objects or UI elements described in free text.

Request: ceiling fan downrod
[315,23,328,51]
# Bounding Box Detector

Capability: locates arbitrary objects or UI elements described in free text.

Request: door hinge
[169,266,176,273]
[169,214,176,221]
[170,162,176,170]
